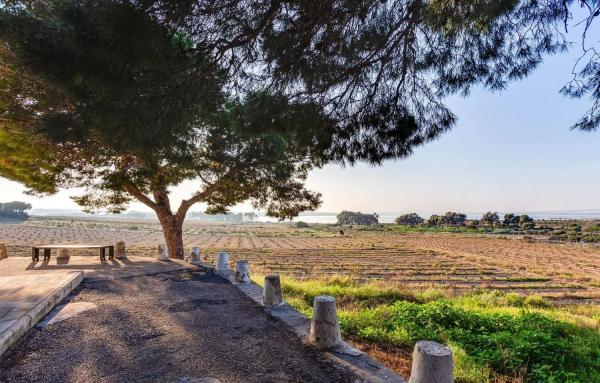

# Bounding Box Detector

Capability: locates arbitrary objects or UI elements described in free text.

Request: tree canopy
[395,213,424,226]
[0,1,335,257]
[337,211,379,226]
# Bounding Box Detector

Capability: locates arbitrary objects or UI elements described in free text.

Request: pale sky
[1,40,599,215]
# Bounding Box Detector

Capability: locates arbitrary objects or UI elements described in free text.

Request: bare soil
[2,218,599,300]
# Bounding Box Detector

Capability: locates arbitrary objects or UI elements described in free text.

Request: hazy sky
[1,41,599,215]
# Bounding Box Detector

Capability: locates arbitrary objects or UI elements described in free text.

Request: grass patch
[265,276,600,383]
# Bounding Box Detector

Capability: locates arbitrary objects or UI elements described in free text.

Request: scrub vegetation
[258,276,600,383]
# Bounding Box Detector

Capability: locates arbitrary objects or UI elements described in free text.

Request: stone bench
[31,244,115,262]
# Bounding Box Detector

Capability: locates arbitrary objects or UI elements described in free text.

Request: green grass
[255,275,600,383]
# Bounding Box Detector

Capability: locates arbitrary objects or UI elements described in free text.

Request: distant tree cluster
[337,211,379,226]
[427,212,467,227]
[393,211,538,231]
[480,212,501,227]
[0,201,31,219]
[395,213,424,227]
[502,213,535,230]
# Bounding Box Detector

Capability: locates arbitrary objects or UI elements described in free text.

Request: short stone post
[0,242,7,260]
[115,241,126,259]
[408,340,453,383]
[263,274,283,306]
[309,295,342,349]
[157,244,169,260]
[57,248,70,259]
[189,247,201,264]
[215,251,229,271]
[235,260,250,283]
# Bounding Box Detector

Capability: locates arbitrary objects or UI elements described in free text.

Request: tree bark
[123,181,202,260]
[156,211,185,259]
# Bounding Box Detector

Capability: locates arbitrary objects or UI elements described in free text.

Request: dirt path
[0,270,357,383]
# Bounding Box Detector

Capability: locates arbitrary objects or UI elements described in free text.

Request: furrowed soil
[1,217,599,302]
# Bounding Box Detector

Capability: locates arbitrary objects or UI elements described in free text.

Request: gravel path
[0,270,357,383]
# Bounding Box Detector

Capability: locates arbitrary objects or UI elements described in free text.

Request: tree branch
[123,181,157,211]
[175,182,220,221]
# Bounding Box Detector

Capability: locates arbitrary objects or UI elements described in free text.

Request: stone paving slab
[0,271,83,356]
[0,256,192,281]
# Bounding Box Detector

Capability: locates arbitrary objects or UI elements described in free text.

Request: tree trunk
[157,213,185,259]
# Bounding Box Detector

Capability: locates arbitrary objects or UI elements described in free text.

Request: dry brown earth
[2,218,599,301]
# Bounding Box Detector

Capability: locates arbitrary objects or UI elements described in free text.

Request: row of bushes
[328,211,600,243]
[395,211,536,230]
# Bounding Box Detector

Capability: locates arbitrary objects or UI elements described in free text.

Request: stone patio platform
[0,256,192,281]
[0,271,83,355]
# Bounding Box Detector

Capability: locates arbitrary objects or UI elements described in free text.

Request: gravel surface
[0,270,358,383]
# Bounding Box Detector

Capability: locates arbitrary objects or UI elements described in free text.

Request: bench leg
[44,248,51,261]
[100,247,106,262]
[108,246,114,260]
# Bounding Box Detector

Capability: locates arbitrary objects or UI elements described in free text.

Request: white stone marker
[408,340,453,383]
[189,247,201,264]
[157,244,169,260]
[0,242,7,260]
[263,274,283,306]
[215,251,229,271]
[115,241,126,259]
[235,260,250,283]
[309,295,342,349]
[57,248,70,259]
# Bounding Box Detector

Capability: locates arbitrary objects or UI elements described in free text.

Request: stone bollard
[0,242,7,260]
[115,241,126,259]
[408,340,453,383]
[263,274,283,306]
[215,251,229,271]
[189,247,201,264]
[309,295,342,349]
[235,260,250,283]
[157,244,169,260]
[57,248,70,259]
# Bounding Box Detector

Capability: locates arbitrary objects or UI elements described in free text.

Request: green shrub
[294,221,310,228]
[341,301,600,382]
[504,292,525,307]
[524,294,547,308]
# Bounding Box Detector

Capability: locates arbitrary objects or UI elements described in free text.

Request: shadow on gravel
[0,268,358,383]
[168,298,228,313]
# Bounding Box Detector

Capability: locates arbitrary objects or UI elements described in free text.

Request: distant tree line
[395,211,536,230]
[0,201,31,219]
[337,211,379,226]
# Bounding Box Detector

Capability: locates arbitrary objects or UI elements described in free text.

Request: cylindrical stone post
[57,248,70,259]
[157,244,169,260]
[309,295,342,349]
[235,260,250,283]
[0,242,7,260]
[215,251,229,271]
[189,247,201,264]
[408,340,453,383]
[263,274,283,306]
[115,241,126,259]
